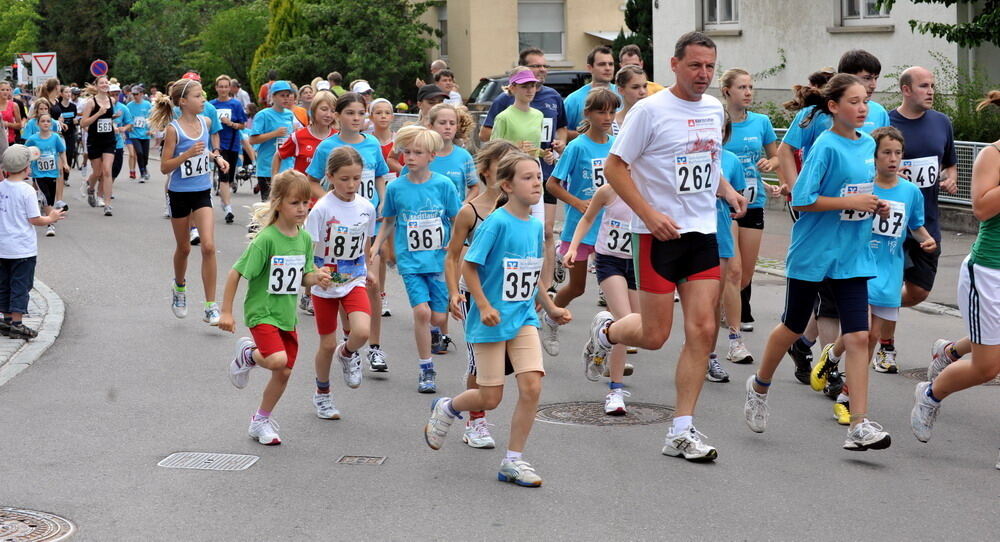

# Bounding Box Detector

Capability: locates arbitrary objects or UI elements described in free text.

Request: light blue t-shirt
[403,145,478,201]
[250,107,295,176]
[717,150,747,259]
[787,130,877,282]
[726,111,776,209]
[381,172,461,274]
[113,102,133,149]
[782,100,890,160]
[26,132,66,179]
[564,83,619,133]
[173,102,223,135]
[464,207,544,343]
[21,119,42,141]
[308,133,389,212]
[552,132,614,245]
[869,179,925,307]
[126,100,152,140]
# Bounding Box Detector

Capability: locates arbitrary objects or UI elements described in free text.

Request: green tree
[249,0,305,92]
[612,0,653,77]
[37,0,133,85]
[0,0,41,62]
[184,1,268,89]
[876,1,1000,48]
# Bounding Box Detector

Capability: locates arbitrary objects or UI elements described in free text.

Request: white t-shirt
[0,179,42,259]
[304,192,377,299]
[445,91,462,106]
[610,89,724,235]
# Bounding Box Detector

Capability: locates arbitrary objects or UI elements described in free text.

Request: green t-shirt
[233,224,316,331]
[971,212,1000,269]
[491,104,543,153]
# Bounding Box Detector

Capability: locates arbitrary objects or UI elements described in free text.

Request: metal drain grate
[0,507,75,541]
[337,456,387,465]
[536,401,674,426]
[899,368,1000,386]
[158,452,259,471]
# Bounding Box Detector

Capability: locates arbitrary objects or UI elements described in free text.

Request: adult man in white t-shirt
[582,32,746,462]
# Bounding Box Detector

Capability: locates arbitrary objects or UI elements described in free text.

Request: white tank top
[594,195,634,259]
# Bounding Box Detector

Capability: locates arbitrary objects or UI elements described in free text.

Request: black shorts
[595,252,637,290]
[903,236,941,291]
[218,149,239,184]
[542,179,557,205]
[635,232,720,294]
[782,277,868,335]
[87,140,116,160]
[34,177,57,207]
[814,280,840,319]
[167,189,212,219]
[736,206,765,230]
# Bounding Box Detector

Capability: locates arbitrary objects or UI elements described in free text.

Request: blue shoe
[431,331,452,354]
[418,368,437,393]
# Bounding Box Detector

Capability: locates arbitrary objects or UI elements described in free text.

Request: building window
[703,0,739,27]
[518,0,565,59]
[842,0,889,24]
[437,5,448,58]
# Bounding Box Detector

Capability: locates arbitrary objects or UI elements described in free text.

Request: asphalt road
[0,165,995,541]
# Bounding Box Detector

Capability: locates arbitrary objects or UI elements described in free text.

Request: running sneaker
[788,338,814,385]
[810,344,837,391]
[910,381,939,443]
[661,426,718,462]
[103,205,112,217]
[582,311,614,381]
[727,340,754,364]
[228,336,255,389]
[171,284,187,318]
[203,302,221,326]
[604,388,631,416]
[7,323,38,340]
[824,370,845,399]
[45,225,55,237]
[141,172,150,182]
[597,289,607,307]
[584,341,607,382]
[626,346,638,354]
[380,292,391,317]
[338,344,363,389]
[498,458,543,487]
[540,314,560,356]
[225,209,235,224]
[928,339,954,382]
[833,401,851,425]
[96,196,105,207]
[432,334,452,354]
[299,294,314,315]
[418,367,437,393]
[706,355,730,383]
[871,345,898,373]
[248,416,281,445]
[602,363,635,377]
[553,256,566,284]
[367,347,388,372]
[741,322,754,332]
[129,171,136,180]
[744,375,769,433]
[0,320,10,336]
[462,418,496,449]
[424,397,455,450]
[87,188,96,207]
[189,228,200,246]
[313,392,341,420]
[843,419,891,451]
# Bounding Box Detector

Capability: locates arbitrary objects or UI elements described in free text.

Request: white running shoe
[203,302,221,326]
[298,294,314,315]
[189,227,201,246]
[740,322,754,332]
[843,419,891,451]
[540,313,560,356]
[910,381,939,443]
[928,339,954,382]
[367,347,388,372]
[871,345,898,373]
[706,356,730,383]
[248,416,281,445]
[337,343,363,389]
[103,205,112,217]
[662,426,718,462]
[313,392,342,420]
[424,398,457,450]
[171,284,187,318]
[96,196,106,207]
[604,388,631,415]
[381,292,391,317]
[744,375,769,433]
[727,340,754,364]
[45,225,55,237]
[228,337,255,389]
[583,311,614,382]
[498,458,543,487]
[462,418,496,449]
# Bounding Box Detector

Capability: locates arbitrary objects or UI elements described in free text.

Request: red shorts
[635,232,721,294]
[249,324,299,369]
[313,286,371,335]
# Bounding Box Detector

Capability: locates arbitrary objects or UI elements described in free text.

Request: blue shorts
[401,272,448,313]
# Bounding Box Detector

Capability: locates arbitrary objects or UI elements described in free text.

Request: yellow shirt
[646,81,666,95]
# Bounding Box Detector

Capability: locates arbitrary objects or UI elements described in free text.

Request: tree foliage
[877,0,1000,48]
[612,0,653,77]
[250,0,305,91]
[37,0,132,85]
[184,1,268,89]
[0,0,41,61]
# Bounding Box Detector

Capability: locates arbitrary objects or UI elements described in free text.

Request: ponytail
[799,73,864,128]
[976,90,1000,112]
[147,92,176,133]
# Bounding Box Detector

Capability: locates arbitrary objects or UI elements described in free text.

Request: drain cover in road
[337,456,387,465]
[899,368,1000,386]
[0,507,75,541]
[536,402,674,426]
[158,452,259,471]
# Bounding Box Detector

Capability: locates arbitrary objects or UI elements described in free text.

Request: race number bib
[133,117,148,129]
[217,109,232,122]
[591,157,607,189]
[330,224,366,261]
[674,152,713,195]
[96,118,113,133]
[742,183,757,204]
[268,255,305,295]
[541,118,554,144]
[180,153,211,178]
[840,182,874,221]
[359,169,376,201]
[872,200,905,238]
[384,172,397,183]
[275,136,288,150]
[37,153,56,172]
[900,156,938,189]
[604,218,632,257]
[407,217,444,251]
[502,257,543,301]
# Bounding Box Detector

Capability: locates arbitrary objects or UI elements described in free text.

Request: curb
[0,279,65,387]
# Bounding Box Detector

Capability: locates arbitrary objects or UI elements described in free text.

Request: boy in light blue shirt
[249,80,296,200]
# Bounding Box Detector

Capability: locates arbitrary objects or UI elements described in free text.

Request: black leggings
[112,147,124,180]
[219,149,238,184]
[781,277,869,335]
[131,138,150,174]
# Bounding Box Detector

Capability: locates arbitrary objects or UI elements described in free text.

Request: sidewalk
[0,279,65,387]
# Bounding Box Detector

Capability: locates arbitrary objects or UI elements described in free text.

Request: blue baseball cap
[270,80,293,95]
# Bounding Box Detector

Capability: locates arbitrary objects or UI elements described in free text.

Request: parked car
[465,70,591,112]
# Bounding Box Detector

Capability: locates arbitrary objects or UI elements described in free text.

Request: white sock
[836,393,849,403]
[505,450,522,462]
[671,415,693,434]
[597,323,613,349]
[829,349,842,363]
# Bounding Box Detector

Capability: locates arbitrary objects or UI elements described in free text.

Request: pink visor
[509,71,540,85]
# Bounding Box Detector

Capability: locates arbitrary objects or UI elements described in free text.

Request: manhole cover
[158,452,259,471]
[899,368,1000,386]
[0,508,75,542]
[536,402,674,426]
[337,456,387,465]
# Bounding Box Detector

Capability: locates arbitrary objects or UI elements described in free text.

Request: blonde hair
[719,68,751,99]
[248,169,313,236]
[30,97,52,119]
[474,139,518,186]
[976,90,1000,112]
[493,151,537,210]
[428,102,458,126]
[309,90,337,124]
[149,79,203,132]
[394,124,443,154]
[325,146,365,179]
[427,102,475,142]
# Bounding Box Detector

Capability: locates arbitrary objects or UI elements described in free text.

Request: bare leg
[674,279,721,417]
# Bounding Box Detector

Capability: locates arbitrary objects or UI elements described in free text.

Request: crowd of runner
[1,32,999,486]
